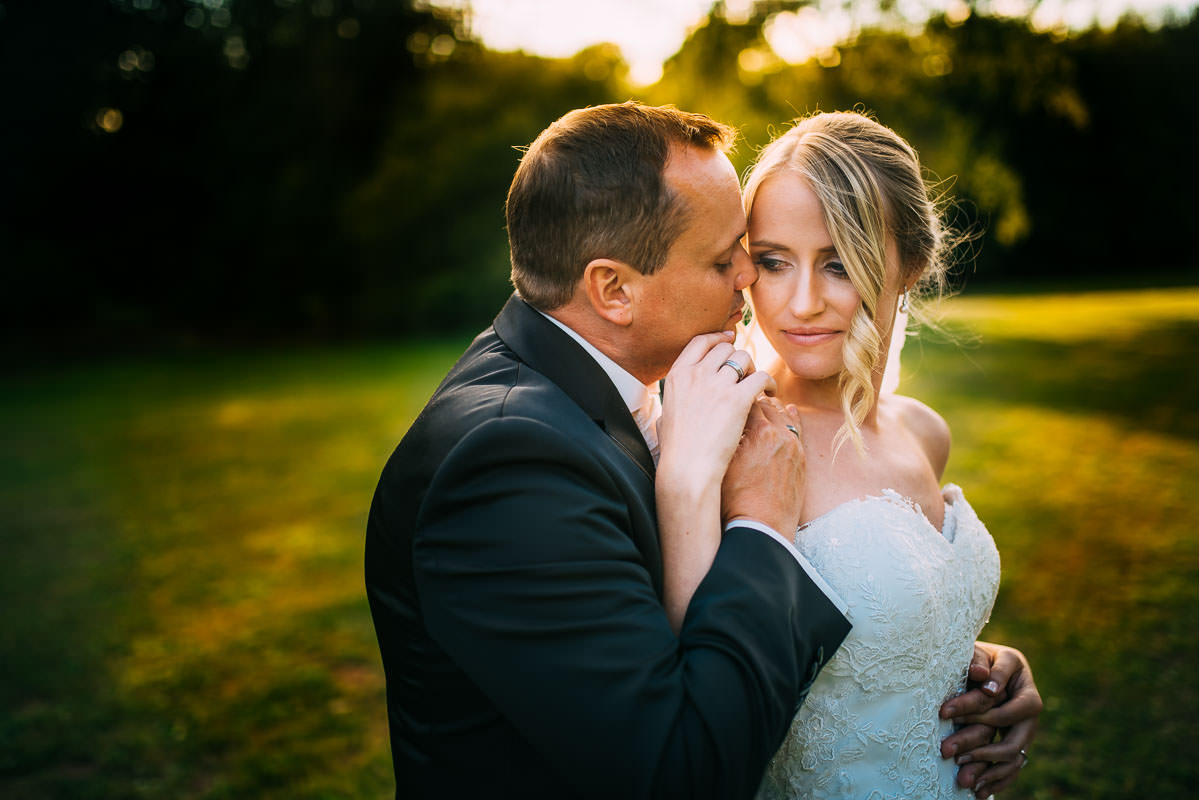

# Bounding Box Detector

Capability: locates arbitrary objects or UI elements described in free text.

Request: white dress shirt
[536,310,847,614]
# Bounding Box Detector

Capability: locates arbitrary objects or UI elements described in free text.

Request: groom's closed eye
[712,235,748,271]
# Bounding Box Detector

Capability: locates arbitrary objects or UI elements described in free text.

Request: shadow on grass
[0,456,151,798]
[904,319,1199,441]
[0,343,464,799]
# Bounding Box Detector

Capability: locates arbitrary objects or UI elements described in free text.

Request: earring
[899,291,909,314]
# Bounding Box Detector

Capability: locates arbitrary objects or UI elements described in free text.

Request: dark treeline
[3,0,1196,351]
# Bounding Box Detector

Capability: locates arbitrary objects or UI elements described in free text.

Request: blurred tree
[1007,13,1199,281]
[2,0,460,347]
[341,43,625,333]
[650,7,1092,283]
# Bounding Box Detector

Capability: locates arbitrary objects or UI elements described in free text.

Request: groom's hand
[941,642,1042,797]
[721,399,805,535]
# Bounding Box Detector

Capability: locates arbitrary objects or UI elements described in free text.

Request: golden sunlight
[431,0,1198,83]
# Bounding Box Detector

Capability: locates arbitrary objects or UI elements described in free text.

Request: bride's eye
[755,255,788,272]
[824,261,848,278]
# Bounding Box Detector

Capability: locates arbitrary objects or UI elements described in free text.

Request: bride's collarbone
[798,417,944,529]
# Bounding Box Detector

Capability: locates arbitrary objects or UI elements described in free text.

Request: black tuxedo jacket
[365,295,850,799]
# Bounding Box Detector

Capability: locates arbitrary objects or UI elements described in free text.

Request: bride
[655,111,1034,798]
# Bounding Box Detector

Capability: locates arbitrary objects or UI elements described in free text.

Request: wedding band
[1019,749,1029,769]
[785,424,800,440]
[720,359,746,381]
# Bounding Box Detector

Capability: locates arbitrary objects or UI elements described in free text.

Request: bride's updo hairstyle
[743,110,952,455]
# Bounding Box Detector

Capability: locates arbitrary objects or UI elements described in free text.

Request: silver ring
[785,424,800,440]
[1019,749,1029,769]
[720,359,746,381]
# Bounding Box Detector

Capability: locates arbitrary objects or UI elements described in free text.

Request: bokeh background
[2,1,1197,797]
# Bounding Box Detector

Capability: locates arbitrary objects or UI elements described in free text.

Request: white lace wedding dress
[757,484,1001,800]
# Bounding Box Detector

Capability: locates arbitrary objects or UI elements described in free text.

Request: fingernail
[946,743,957,758]
[942,704,956,717]
[973,781,987,797]
[956,754,972,765]
[983,680,1000,694]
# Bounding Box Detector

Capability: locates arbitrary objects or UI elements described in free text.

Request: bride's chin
[781,358,842,384]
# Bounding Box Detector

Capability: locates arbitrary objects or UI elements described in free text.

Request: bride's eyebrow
[748,241,839,257]
[749,239,789,250]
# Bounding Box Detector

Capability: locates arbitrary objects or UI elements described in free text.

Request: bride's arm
[655,451,723,633]
[655,333,772,633]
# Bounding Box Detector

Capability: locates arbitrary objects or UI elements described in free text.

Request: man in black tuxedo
[366,103,1039,799]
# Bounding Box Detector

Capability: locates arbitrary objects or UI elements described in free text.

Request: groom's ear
[582,258,640,327]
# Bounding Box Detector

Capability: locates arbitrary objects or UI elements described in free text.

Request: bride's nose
[789,268,825,318]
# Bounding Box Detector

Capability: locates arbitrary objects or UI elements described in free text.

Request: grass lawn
[2,287,1197,798]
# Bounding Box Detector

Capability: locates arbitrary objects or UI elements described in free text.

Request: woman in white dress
[654,111,1036,798]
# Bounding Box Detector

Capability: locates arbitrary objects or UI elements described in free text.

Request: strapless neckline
[798,484,962,542]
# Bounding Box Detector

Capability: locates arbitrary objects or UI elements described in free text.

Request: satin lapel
[492,295,656,480]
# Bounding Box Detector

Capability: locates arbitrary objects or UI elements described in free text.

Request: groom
[366,102,1036,799]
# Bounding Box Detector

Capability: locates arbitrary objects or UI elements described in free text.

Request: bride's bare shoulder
[884,394,952,479]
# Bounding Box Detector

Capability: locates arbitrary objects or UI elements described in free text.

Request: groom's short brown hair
[506,102,737,310]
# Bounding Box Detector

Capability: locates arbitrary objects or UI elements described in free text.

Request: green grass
[2,287,1197,798]
[0,340,471,798]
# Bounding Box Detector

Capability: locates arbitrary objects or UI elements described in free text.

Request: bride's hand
[656,331,775,494]
[655,331,774,633]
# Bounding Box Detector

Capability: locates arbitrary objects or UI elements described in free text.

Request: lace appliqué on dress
[757,485,1000,800]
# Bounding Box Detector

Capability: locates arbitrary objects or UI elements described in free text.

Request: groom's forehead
[665,161,743,214]
[684,184,747,240]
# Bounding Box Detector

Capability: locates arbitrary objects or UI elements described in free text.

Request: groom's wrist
[723,519,849,615]
[723,504,799,537]
[724,516,782,537]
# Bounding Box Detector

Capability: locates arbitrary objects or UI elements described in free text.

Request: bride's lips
[782,327,840,345]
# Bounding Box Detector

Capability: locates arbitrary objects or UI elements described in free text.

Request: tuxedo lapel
[492,295,656,480]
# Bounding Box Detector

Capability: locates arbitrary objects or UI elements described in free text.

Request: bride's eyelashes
[824,260,849,278]
[754,254,789,272]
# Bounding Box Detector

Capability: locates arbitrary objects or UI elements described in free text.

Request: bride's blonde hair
[743,111,952,455]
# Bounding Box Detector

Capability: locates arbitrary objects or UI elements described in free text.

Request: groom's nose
[732,246,755,291]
